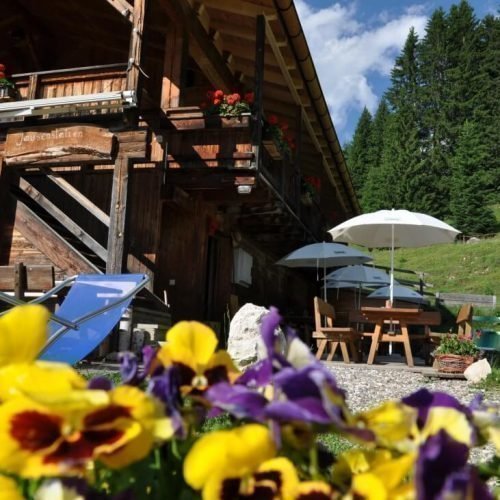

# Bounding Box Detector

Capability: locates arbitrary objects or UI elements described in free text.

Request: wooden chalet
[0,0,360,338]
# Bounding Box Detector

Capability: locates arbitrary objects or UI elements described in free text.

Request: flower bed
[0,305,497,499]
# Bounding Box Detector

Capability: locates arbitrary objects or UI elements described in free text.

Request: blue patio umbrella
[277,242,372,300]
[324,265,396,308]
[367,285,427,305]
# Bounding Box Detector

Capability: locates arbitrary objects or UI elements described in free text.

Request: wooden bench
[312,297,360,363]
[0,263,55,299]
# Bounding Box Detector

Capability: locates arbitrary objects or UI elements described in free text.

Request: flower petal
[0,305,49,367]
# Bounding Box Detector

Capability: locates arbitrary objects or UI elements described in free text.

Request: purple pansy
[415,430,473,500]
[402,388,471,428]
[205,382,268,421]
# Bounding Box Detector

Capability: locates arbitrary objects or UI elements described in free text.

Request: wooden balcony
[0,64,134,122]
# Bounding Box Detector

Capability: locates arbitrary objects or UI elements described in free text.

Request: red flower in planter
[244,91,254,104]
[214,89,224,99]
[206,90,215,100]
[213,98,222,106]
[268,115,279,125]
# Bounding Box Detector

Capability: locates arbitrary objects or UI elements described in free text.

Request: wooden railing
[11,63,128,102]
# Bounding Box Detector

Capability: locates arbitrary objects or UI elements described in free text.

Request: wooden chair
[428,303,473,344]
[312,297,360,363]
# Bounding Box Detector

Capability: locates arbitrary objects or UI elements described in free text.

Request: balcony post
[107,156,130,273]
[252,15,265,170]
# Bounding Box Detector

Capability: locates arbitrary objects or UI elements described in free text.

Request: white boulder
[227,303,285,368]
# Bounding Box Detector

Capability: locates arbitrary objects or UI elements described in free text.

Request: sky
[296,0,497,144]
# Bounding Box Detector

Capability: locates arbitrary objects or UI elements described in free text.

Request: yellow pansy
[0,305,49,366]
[202,456,299,500]
[295,481,336,499]
[334,449,415,500]
[420,406,473,446]
[157,321,239,392]
[0,361,86,401]
[0,474,23,500]
[0,386,172,477]
[183,424,276,491]
[355,401,418,451]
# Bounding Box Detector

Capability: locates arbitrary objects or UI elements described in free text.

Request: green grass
[365,234,500,304]
[471,367,500,394]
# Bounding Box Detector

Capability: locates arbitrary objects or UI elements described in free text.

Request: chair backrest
[456,303,473,338]
[39,274,148,365]
[314,296,335,330]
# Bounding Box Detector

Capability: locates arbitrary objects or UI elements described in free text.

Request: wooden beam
[15,201,99,275]
[161,23,188,109]
[126,0,147,92]
[18,178,108,262]
[203,0,277,19]
[263,17,350,215]
[107,157,130,273]
[46,174,110,227]
[253,15,265,171]
[158,0,234,92]
[104,0,134,21]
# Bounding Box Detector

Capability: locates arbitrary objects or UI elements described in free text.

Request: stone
[466,237,481,244]
[227,303,285,368]
[464,358,491,383]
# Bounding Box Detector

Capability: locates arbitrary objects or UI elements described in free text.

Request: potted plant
[202,89,254,127]
[300,175,321,206]
[263,115,295,159]
[0,64,17,102]
[433,334,478,373]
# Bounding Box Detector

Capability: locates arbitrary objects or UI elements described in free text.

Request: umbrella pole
[389,222,395,355]
[390,223,395,306]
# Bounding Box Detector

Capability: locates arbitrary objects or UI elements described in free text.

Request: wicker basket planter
[435,353,475,373]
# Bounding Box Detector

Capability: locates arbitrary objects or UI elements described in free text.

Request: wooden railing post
[252,15,265,171]
[107,156,130,273]
[14,262,26,300]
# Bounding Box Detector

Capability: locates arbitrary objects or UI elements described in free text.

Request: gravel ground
[326,363,499,470]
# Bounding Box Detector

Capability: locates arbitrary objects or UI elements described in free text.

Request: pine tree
[345,107,372,200]
[449,121,497,235]
[361,100,391,212]
[473,15,500,202]
[445,0,481,149]
[383,28,436,213]
[419,8,452,216]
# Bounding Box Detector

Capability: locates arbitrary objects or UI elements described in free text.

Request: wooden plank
[46,174,110,227]
[25,265,55,291]
[107,157,130,273]
[18,178,108,262]
[0,267,16,290]
[126,0,146,92]
[436,292,496,307]
[203,0,277,18]
[5,125,115,166]
[15,202,99,275]
[252,15,265,170]
[105,0,134,21]
[161,24,187,109]
[158,0,234,92]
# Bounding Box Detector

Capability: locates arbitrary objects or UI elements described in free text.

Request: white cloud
[295,1,428,139]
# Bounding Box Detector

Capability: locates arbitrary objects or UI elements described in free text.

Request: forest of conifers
[343,0,499,235]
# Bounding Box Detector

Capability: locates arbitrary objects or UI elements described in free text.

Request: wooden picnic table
[358,307,441,367]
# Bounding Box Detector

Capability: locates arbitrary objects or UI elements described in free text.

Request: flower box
[167,108,251,130]
[435,353,475,373]
[262,139,282,160]
[0,86,16,102]
[205,113,251,129]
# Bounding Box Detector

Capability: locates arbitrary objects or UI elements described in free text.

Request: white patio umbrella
[276,242,372,300]
[328,209,460,305]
